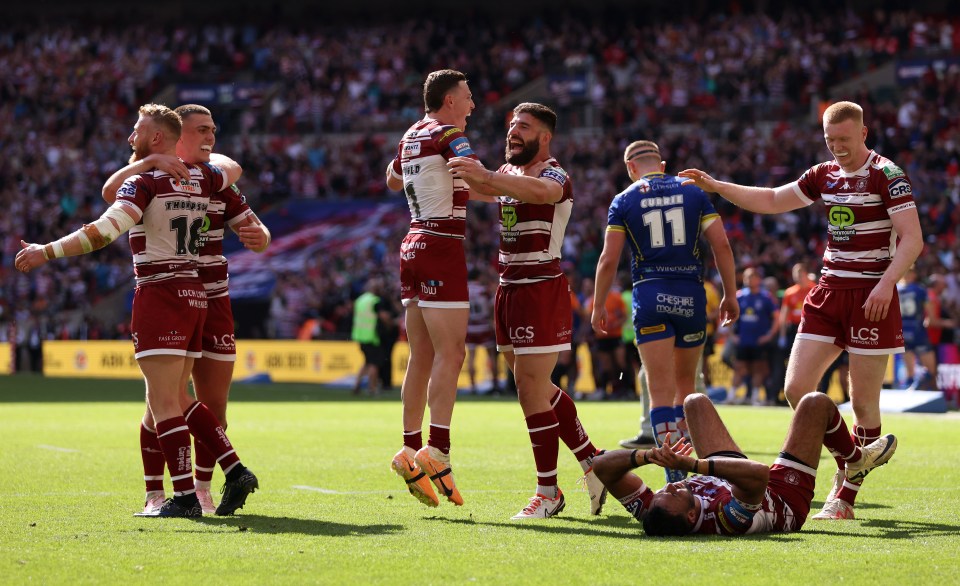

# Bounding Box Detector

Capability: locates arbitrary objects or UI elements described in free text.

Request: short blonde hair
[624,140,661,163]
[823,101,863,126]
[139,103,182,140]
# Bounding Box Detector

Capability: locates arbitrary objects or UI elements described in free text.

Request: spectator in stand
[730,268,779,406]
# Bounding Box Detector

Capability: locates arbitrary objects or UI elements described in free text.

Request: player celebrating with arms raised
[679,101,923,519]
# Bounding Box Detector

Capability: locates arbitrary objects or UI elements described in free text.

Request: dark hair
[423,69,467,113]
[174,104,213,121]
[513,102,557,133]
[642,505,694,536]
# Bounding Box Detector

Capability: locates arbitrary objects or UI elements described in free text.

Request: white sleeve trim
[780,181,813,205]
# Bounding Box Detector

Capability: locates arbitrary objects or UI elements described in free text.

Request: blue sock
[651,406,676,447]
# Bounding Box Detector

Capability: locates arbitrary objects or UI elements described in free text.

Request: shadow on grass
[426,516,810,542]
[193,514,404,536]
[801,517,960,539]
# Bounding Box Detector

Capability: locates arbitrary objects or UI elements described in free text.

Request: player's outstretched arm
[16,204,141,273]
[702,220,739,326]
[209,153,243,188]
[101,155,189,203]
[449,156,562,204]
[679,169,805,215]
[591,229,626,335]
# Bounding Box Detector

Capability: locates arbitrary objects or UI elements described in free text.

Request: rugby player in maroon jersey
[384,70,476,507]
[17,104,258,518]
[592,392,896,536]
[449,103,606,519]
[679,101,923,520]
[102,104,270,515]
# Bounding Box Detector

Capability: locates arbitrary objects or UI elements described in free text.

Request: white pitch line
[37,445,80,453]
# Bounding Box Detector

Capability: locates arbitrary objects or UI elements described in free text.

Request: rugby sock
[651,406,678,447]
[550,388,597,468]
[823,409,862,463]
[674,404,689,441]
[155,416,195,497]
[403,429,423,452]
[837,424,881,505]
[183,401,241,475]
[428,423,450,455]
[526,410,560,490]
[140,422,166,493]
[193,439,216,485]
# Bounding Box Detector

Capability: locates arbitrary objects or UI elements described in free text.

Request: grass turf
[2,374,958,585]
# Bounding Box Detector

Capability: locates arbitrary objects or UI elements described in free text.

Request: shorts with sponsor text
[495,278,572,355]
[632,280,706,347]
[399,233,469,309]
[796,285,904,355]
[201,294,236,361]
[131,281,207,359]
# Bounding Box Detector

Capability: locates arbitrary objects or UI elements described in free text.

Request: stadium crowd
[3,7,960,392]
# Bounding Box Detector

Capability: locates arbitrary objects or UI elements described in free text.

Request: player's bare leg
[783,338,843,408]
[682,394,743,457]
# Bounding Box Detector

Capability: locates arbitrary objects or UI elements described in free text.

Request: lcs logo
[828,206,854,227]
[510,326,535,340]
[850,327,879,344]
[501,206,518,230]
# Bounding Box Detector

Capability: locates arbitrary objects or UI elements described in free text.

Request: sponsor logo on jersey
[440,127,462,140]
[501,205,519,243]
[449,137,474,156]
[882,164,905,179]
[117,182,137,197]
[402,141,421,158]
[888,178,912,198]
[888,201,916,214]
[828,205,856,241]
[170,178,202,194]
[850,326,880,345]
[540,167,566,185]
[509,326,535,340]
[639,324,667,335]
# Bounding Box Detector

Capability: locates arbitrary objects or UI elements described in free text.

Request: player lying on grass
[592,392,897,535]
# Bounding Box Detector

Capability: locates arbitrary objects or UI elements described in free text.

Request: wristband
[629,450,640,468]
[691,459,700,474]
[709,459,715,476]
[42,244,52,260]
[643,450,650,465]
[52,241,65,258]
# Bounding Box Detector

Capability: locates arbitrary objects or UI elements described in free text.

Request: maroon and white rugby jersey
[389,116,476,239]
[495,158,573,286]
[789,151,917,289]
[683,473,801,535]
[115,163,227,286]
[197,184,253,298]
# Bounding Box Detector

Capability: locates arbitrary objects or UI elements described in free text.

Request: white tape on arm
[89,203,138,246]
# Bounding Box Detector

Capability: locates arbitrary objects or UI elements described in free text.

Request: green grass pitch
[2,374,958,585]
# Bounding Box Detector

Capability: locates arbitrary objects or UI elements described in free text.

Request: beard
[128,142,149,164]
[505,137,539,166]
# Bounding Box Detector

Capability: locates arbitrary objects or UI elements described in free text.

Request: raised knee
[795,391,831,411]
[683,392,711,413]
